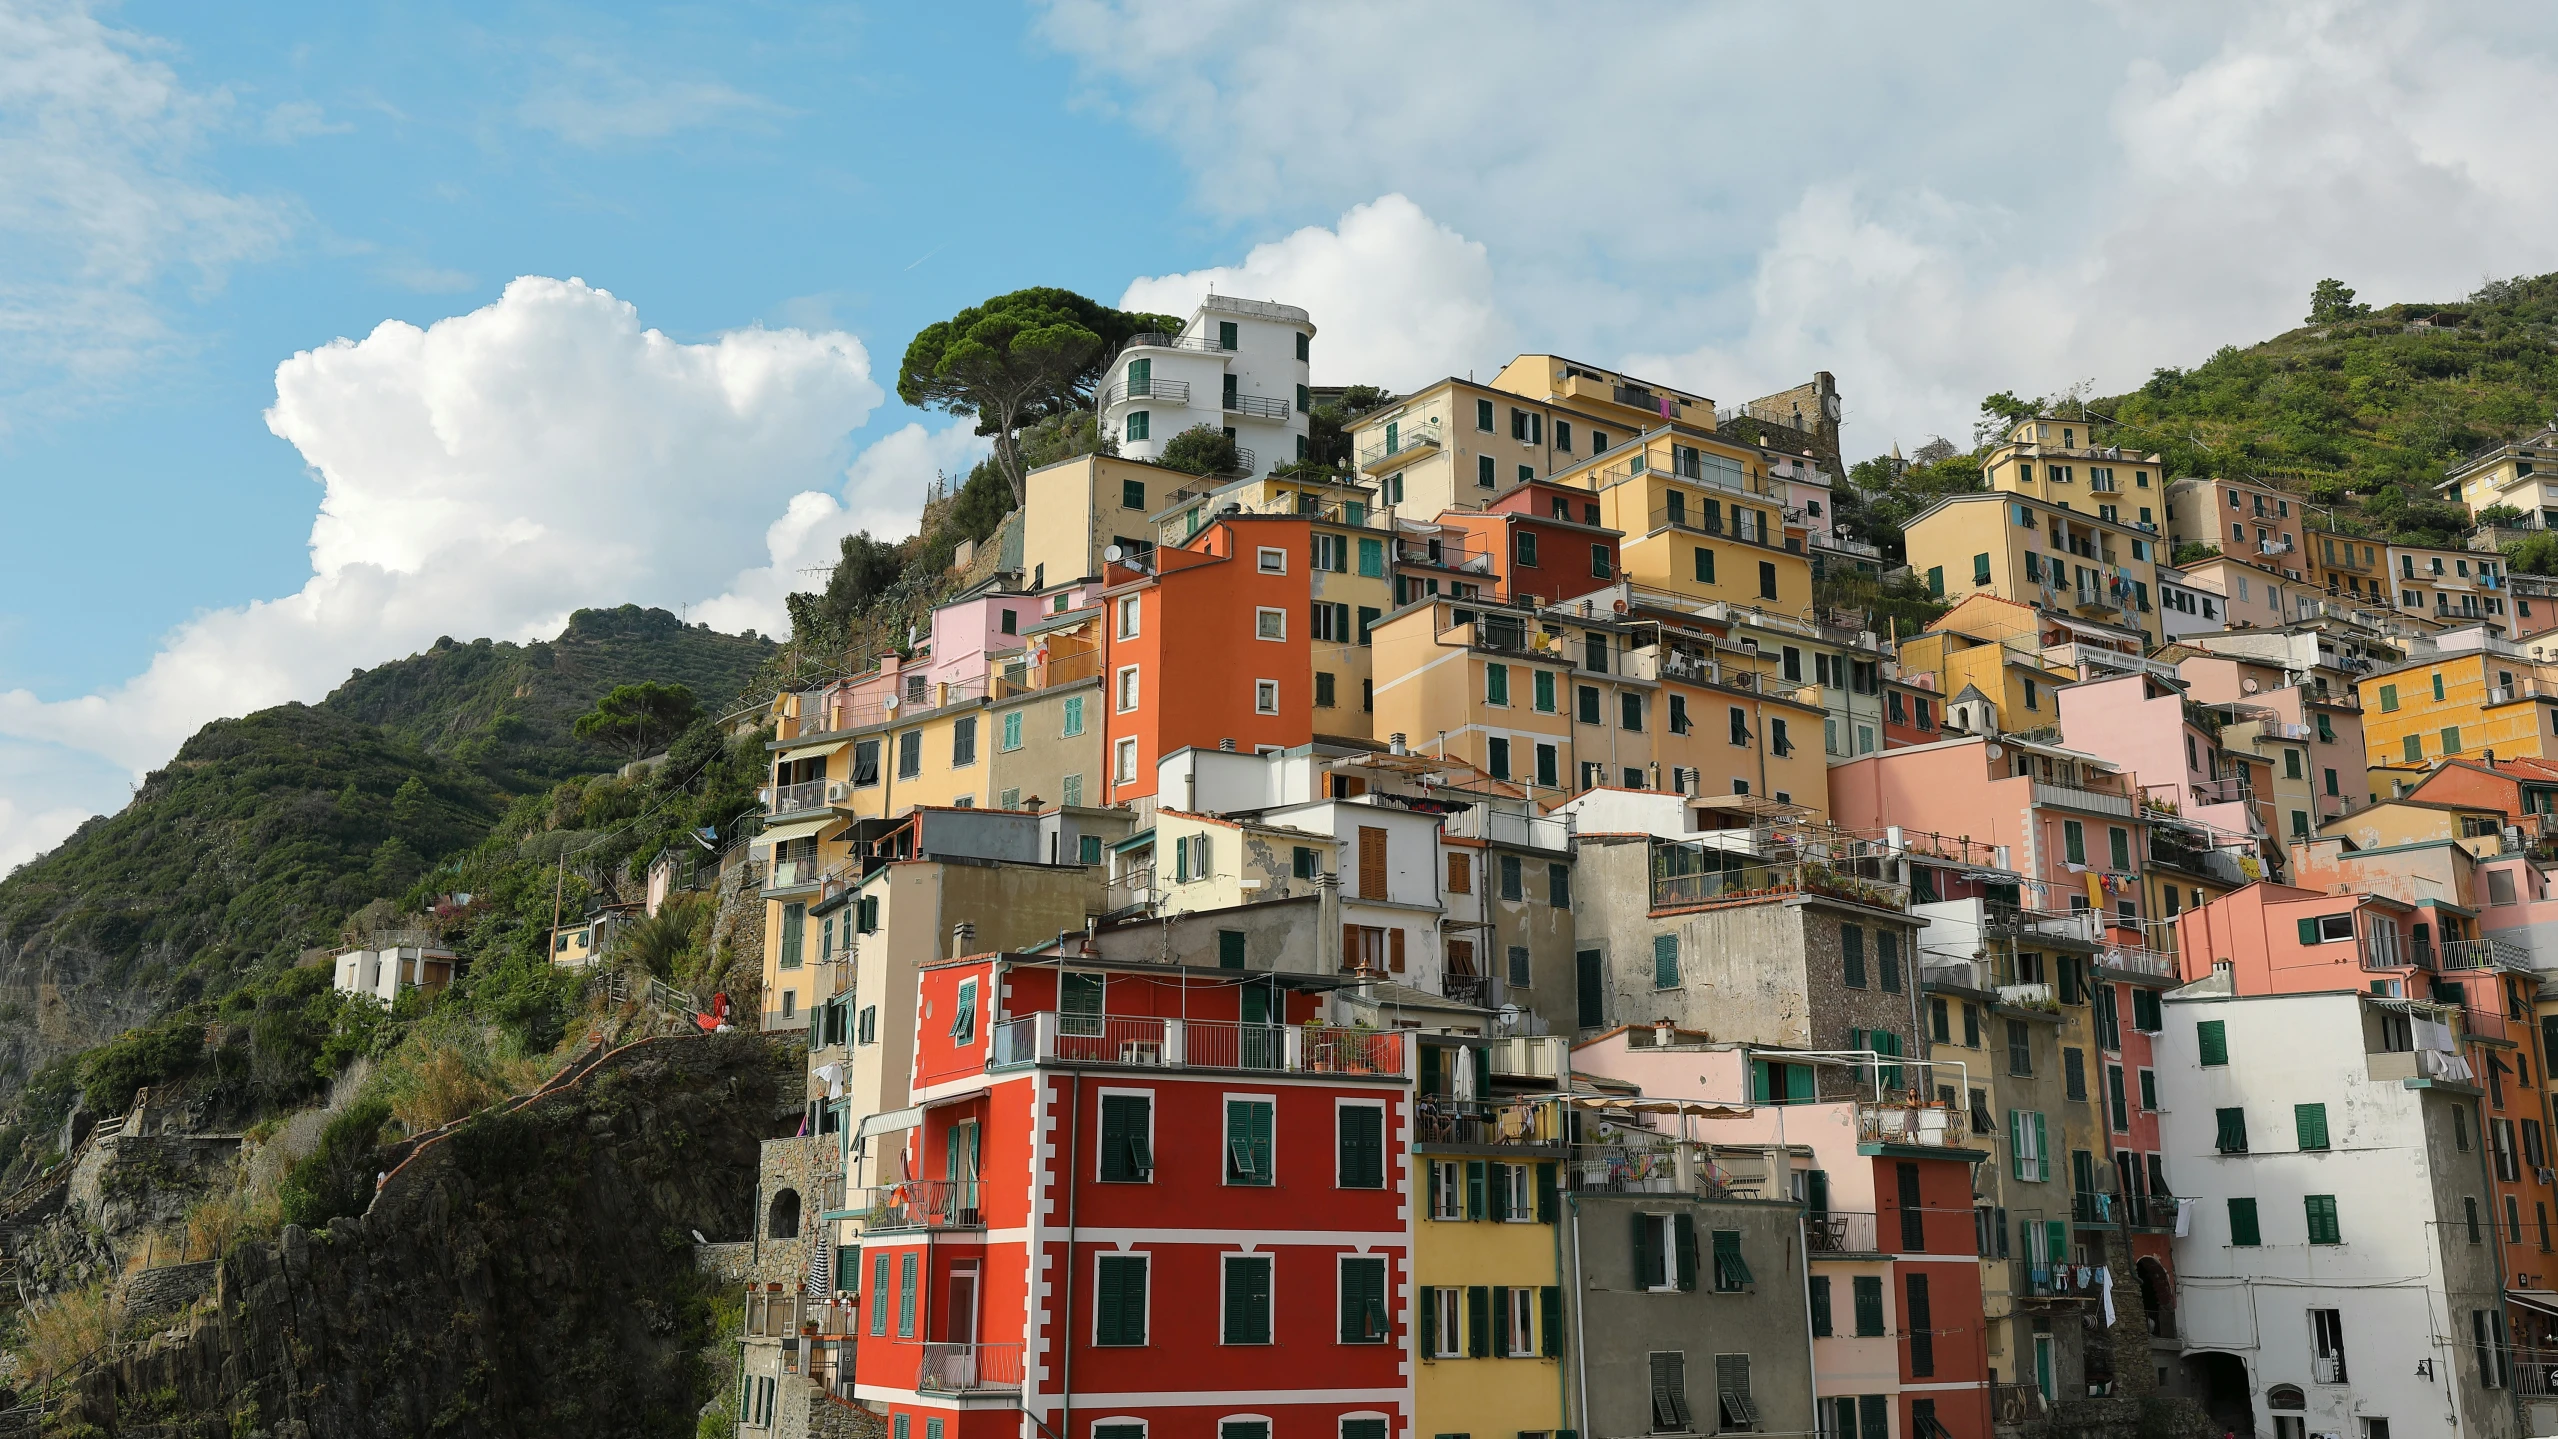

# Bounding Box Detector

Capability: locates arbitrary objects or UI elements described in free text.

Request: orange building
[1099,514,1318,804]
[1435,480,1626,607]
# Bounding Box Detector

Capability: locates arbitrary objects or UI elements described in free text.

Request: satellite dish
[882,695,900,712]
[1985,743,2005,761]
[1495,1004,1523,1033]
[1104,545,1125,563]
[2241,677,2260,694]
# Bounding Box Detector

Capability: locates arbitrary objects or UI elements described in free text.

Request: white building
[1103,295,1313,477]
[332,945,458,1005]
[2157,566,2227,641]
[2159,980,2521,1439]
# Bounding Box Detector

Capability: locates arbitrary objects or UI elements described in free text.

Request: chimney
[1389,733,1408,756]
[951,920,976,959]
[1219,738,1236,752]
[1316,869,1343,976]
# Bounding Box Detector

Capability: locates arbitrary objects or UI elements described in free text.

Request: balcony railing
[916,1342,1024,1394]
[2097,944,2176,979]
[1441,973,1495,1008]
[1126,331,1229,353]
[2259,537,2296,556]
[806,1298,859,1337]
[1804,1210,1881,1255]
[1414,1096,1565,1148]
[2029,781,2136,819]
[2440,936,2533,973]
[1358,421,1443,471]
[763,856,824,892]
[2187,777,2257,808]
[1985,904,2103,948]
[1102,377,1191,409]
[766,779,833,816]
[850,1180,984,1233]
[1399,537,1493,574]
[1223,390,1291,421]
[988,1011,1406,1077]
[1652,862,1909,913]
[1857,1103,1970,1150]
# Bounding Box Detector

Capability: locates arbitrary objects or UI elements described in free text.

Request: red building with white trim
[853,954,1415,1439]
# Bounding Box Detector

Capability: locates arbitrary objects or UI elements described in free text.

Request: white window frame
[1118,596,1141,639]
[1429,1158,1465,1221]
[1335,1254,1392,1345]
[1219,1251,1275,1345]
[1114,736,1140,784]
[1095,1085,1158,1185]
[1334,1097,1389,1190]
[951,978,977,1043]
[1255,679,1281,715]
[1257,547,1288,575]
[1507,1284,1537,1353]
[1429,1285,1463,1356]
[1504,1162,1535,1221]
[1117,665,1141,713]
[1091,1252,1150,1346]
[1256,606,1288,641]
[1223,1093,1277,1187]
[1643,1212,1679,1291]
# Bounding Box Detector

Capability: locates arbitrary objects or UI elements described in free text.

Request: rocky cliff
[60,1029,793,1438]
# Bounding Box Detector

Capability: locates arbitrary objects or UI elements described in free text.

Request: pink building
[2052,673,2259,859]
[919,578,1105,692]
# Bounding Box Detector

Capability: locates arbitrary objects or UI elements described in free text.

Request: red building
[1882,676,1942,749]
[853,955,1414,1439]
[2092,958,2182,1332]
[1436,481,1624,608]
[1101,516,1317,804]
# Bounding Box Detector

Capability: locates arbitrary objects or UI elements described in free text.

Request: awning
[1567,1095,1754,1120]
[922,1086,990,1112]
[853,1107,922,1141]
[779,738,850,764]
[757,816,840,848]
[2509,1289,2558,1319]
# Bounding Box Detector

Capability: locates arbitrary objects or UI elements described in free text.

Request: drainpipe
[1797,1209,1821,1439]
[1059,1072,1084,1439]
[1552,1162,1572,1431]
[1569,1190,1592,1439]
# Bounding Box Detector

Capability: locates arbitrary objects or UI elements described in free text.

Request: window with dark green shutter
[1810,1275,1832,1335]
[1221,1423,1270,1439]
[1338,1105,1384,1188]
[870,1252,891,1335]
[1491,1285,1514,1357]
[1852,1275,1884,1336]
[2296,1103,2329,1150]
[1842,925,1866,988]
[1100,1094,1153,1181]
[1714,1354,1757,1431]
[1341,1257,1389,1342]
[1467,1160,1488,1220]
[1633,1212,1663,1288]
[2197,1019,2228,1066]
[1653,933,1680,988]
[1341,1423,1386,1439]
[1223,1254,1271,1344]
[1538,1162,1559,1223]
[2133,987,2162,1031]
[1648,1351,1692,1432]
[2305,1194,2342,1244]
[2227,1197,2261,1246]
[1227,1099,1274,1184]
[2215,1107,2249,1153]
[1219,929,1247,969]
[1857,1395,1889,1439]
[1673,1213,1700,1291]
[1095,1254,1147,1345]
[1540,1286,1562,1358]
[1905,1274,1933,1376]
[1710,1230,1750,1291]
[1465,1284,1491,1357]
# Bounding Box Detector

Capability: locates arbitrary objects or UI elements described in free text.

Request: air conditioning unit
[826,781,852,804]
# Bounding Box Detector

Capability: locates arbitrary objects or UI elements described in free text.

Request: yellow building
[1894,594,2085,733]
[1981,415,2166,532]
[2355,649,2558,772]
[1411,1033,1570,1439]
[1542,427,1812,618]
[1021,452,1205,585]
[1902,491,2166,648]
[2316,795,2510,858]
[1368,595,1831,813]
[2162,476,2306,580]
[2303,526,2389,606]
[1342,361,1715,520]
[2438,421,2558,522]
[2385,542,2512,630]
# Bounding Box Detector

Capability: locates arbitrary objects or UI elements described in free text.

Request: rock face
[65,1030,791,1438]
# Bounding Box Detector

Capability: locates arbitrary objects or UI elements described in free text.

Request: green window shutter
[1632,1212,1660,1287]
[1219,930,1246,969]
[2227,1198,2261,1246]
[1096,1255,1146,1344]
[1417,1284,1436,1356]
[2197,1019,2228,1067]
[1537,1162,1559,1224]
[1466,1285,1491,1356]
[1673,1213,1700,1291]
[898,1253,917,1336]
[1357,537,1384,577]
[1540,1287,1562,1358]
[1490,1285,1513,1357]
[1488,1163,1512,1222]
[1340,1257,1388,1343]
[2134,987,2162,1031]
[1712,1229,1751,1290]
[2032,1113,2048,1181]
[870,1252,891,1335]
[1810,1275,1832,1335]
[2063,821,2085,865]
[1653,932,1680,987]
[1843,925,1866,988]
[2306,1194,2341,1244]
[1100,1095,1151,1180]
[1338,1106,1383,1188]
[1858,1394,1890,1439]
[2296,917,2319,945]
[1852,1276,1884,1336]
[2009,1109,2024,1181]
[1224,1256,1270,1343]
[2295,1103,2330,1150]
[1467,1160,1487,1220]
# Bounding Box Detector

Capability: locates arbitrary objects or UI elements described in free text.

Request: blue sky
[8,0,2558,866]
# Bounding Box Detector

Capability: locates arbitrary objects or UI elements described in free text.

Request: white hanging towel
[2174,1197,2195,1237]
[2097,1264,2116,1326]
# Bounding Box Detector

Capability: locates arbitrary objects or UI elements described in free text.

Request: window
[1852,1275,1885,1336]
[2063,820,2085,865]
[2007,1020,2032,1076]
[1695,548,1715,584]
[1478,455,1497,488]
[1486,663,1510,706]
[2295,1103,2330,1150]
[1254,679,1280,714]
[1001,711,1023,752]
[2197,1018,2228,1066]
[899,1252,918,1336]
[1508,945,1532,986]
[1549,863,1572,909]
[951,979,978,1044]
[1257,546,1287,574]
[1315,672,1337,709]
[1648,1352,1693,1433]
[1114,736,1139,785]
[1255,607,1287,641]
[1710,1230,1752,1292]
[1476,398,1495,431]
[1973,552,1991,585]
[1879,931,1901,993]
[1714,1355,1758,1433]
[2477,1309,2513,1390]
[1096,1254,1148,1345]
[1514,530,1539,567]
[1653,933,1680,988]
[1223,1254,1272,1344]
[1100,1094,1153,1181]
[1843,925,1866,988]
[1591,544,1612,579]
[1532,669,1557,714]
[1063,695,1085,737]
[1620,692,1644,731]
[1226,1098,1274,1185]
[1635,1211,1696,1291]
[2311,1308,2348,1384]
[1579,685,1602,725]
[2215,1107,2248,1153]
[1758,561,1777,599]
[2305,1194,2342,1245]
[898,730,923,779]
[1116,665,1140,712]
[1338,1104,1385,1188]
[1729,706,1749,746]
[2227,1197,2261,1246]
[1339,1256,1390,1343]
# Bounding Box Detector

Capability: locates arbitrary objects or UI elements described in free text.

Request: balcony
[915,1342,1024,1395]
[2439,936,2534,973]
[2029,781,2136,819]
[1805,1209,1881,1255]
[2259,537,2296,557]
[992,649,1104,699]
[1401,536,1494,574]
[1652,860,1909,913]
[1986,903,2104,949]
[1126,331,1229,353]
[805,1298,860,1337]
[2020,1260,2101,1300]
[850,1180,984,1233]
[2187,777,2257,808]
[1359,420,1443,472]
[762,855,825,894]
[2097,944,2176,979]
[1102,377,1191,409]
[1857,1102,1970,1150]
[1414,1096,1566,1149]
[1441,973,1496,1008]
[1223,390,1292,421]
[2488,681,2549,705]
[765,779,836,817]
[988,1011,1407,1078]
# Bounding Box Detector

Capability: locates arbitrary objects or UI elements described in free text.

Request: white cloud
[261,99,350,142]
[1121,195,1510,391]
[0,276,883,863]
[0,0,293,416]
[1050,0,2558,455]
[517,42,784,146]
[694,420,991,637]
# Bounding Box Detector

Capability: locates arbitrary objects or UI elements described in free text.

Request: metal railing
[1358,421,1443,469]
[2030,781,2136,818]
[1442,974,1494,1008]
[764,856,824,891]
[1103,377,1191,408]
[1804,1210,1881,1255]
[2186,777,2257,807]
[766,779,831,815]
[991,649,1103,698]
[806,1298,859,1336]
[2097,944,2176,979]
[1858,1103,1969,1150]
[1224,390,1291,421]
[916,1342,1025,1393]
[987,1011,1406,1077]
[1986,904,2104,947]
[1126,331,1228,353]
[1652,862,1909,913]
[1413,1096,1565,1148]
[850,1180,984,1232]
[2440,936,2533,972]
[1399,537,1493,573]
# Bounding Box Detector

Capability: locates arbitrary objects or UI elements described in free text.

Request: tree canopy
[897,287,1176,507]
[2307,278,2370,324]
[1158,424,1242,477]
[571,681,701,762]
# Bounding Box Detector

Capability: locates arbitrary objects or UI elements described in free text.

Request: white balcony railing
[2440,936,2534,973]
[916,1342,1024,1393]
[2030,781,2135,819]
[988,1011,1408,1078]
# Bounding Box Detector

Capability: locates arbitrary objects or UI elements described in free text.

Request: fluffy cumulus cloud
[1045,0,2558,451]
[0,277,889,865]
[0,0,293,417]
[1121,195,1510,391]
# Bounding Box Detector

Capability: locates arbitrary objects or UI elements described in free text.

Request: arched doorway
[2137,1256,2175,1339]
[2183,1351,2252,1435]
[768,1187,801,1240]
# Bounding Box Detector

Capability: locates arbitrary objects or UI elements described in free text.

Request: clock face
[1822,393,1843,421]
